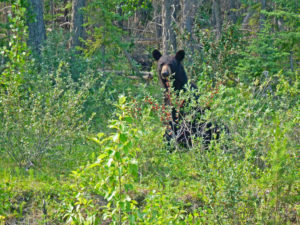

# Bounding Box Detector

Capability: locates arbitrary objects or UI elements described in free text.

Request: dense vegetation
[0,0,299,224]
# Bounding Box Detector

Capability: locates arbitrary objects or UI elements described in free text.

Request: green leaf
[107,191,116,201]
[129,161,138,178]
[119,133,128,143]
[124,116,133,123]
[89,137,100,144]
[112,133,119,143]
[97,132,105,139]
[124,183,133,191]
[107,158,114,167]
[119,95,126,104]
[115,151,121,161]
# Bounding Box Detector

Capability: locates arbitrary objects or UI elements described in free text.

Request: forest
[0,0,299,224]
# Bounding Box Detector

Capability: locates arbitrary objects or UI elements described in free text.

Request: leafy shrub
[57,70,299,224]
[190,23,245,85]
[0,182,12,223]
[0,0,28,87]
[58,96,141,224]
[0,62,95,168]
[0,0,100,171]
[39,30,89,81]
[1,1,299,224]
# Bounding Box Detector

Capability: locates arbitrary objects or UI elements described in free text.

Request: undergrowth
[1,70,299,224]
[0,1,299,224]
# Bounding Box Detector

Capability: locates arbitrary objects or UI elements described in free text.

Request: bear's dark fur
[152,49,220,149]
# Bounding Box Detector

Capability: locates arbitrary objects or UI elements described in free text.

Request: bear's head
[152,49,188,91]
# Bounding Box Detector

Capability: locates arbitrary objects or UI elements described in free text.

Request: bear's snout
[162,71,169,78]
[161,64,171,78]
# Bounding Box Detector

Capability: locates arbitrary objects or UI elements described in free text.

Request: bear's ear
[175,50,185,62]
[152,49,162,61]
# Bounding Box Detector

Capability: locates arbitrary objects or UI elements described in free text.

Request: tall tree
[181,0,197,59]
[0,2,10,45]
[229,0,238,23]
[212,0,222,39]
[181,0,193,35]
[62,0,70,30]
[162,0,177,54]
[70,0,86,48]
[259,0,266,29]
[153,0,162,47]
[27,0,46,54]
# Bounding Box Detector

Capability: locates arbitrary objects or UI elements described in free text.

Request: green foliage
[0,0,299,224]
[255,116,299,223]
[191,1,299,85]
[84,0,151,70]
[0,0,28,87]
[0,62,95,168]
[61,96,140,224]
[134,191,185,224]
[57,71,298,224]
[0,181,11,222]
[43,0,70,26]
[39,30,89,81]
[236,25,298,82]
[191,23,245,85]
[236,1,299,82]
[90,96,140,224]
[0,19,97,168]
[1,73,299,224]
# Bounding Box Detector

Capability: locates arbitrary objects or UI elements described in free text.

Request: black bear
[152,49,220,149]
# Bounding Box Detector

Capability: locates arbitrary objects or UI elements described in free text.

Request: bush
[0,62,96,168]
[38,30,89,81]
[56,71,299,224]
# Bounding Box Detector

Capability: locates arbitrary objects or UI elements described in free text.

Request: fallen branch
[98,70,154,81]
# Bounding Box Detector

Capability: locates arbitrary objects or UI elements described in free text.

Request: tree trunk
[70,0,86,48]
[212,0,222,39]
[162,0,177,55]
[153,0,162,48]
[181,0,198,64]
[242,7,254,30]
[259,0,266,30]
[64,0,70,30]
[50,0,54,30]
[27,0,46,54]
[182,0,193,35]
[229,0,238,23]
[181,0,197,54]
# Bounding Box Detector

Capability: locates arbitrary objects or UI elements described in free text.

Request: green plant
[0,62,95,168]
[191,23,245,85]
[92,95,140,224]
[62,95,140,224]
[0,0,29,87]
[0,182,12,223]
[134,190,186,224]
[38,30,89,81]
[0,0,96,169]
[252,113,299,224]
[84,0,151,71]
